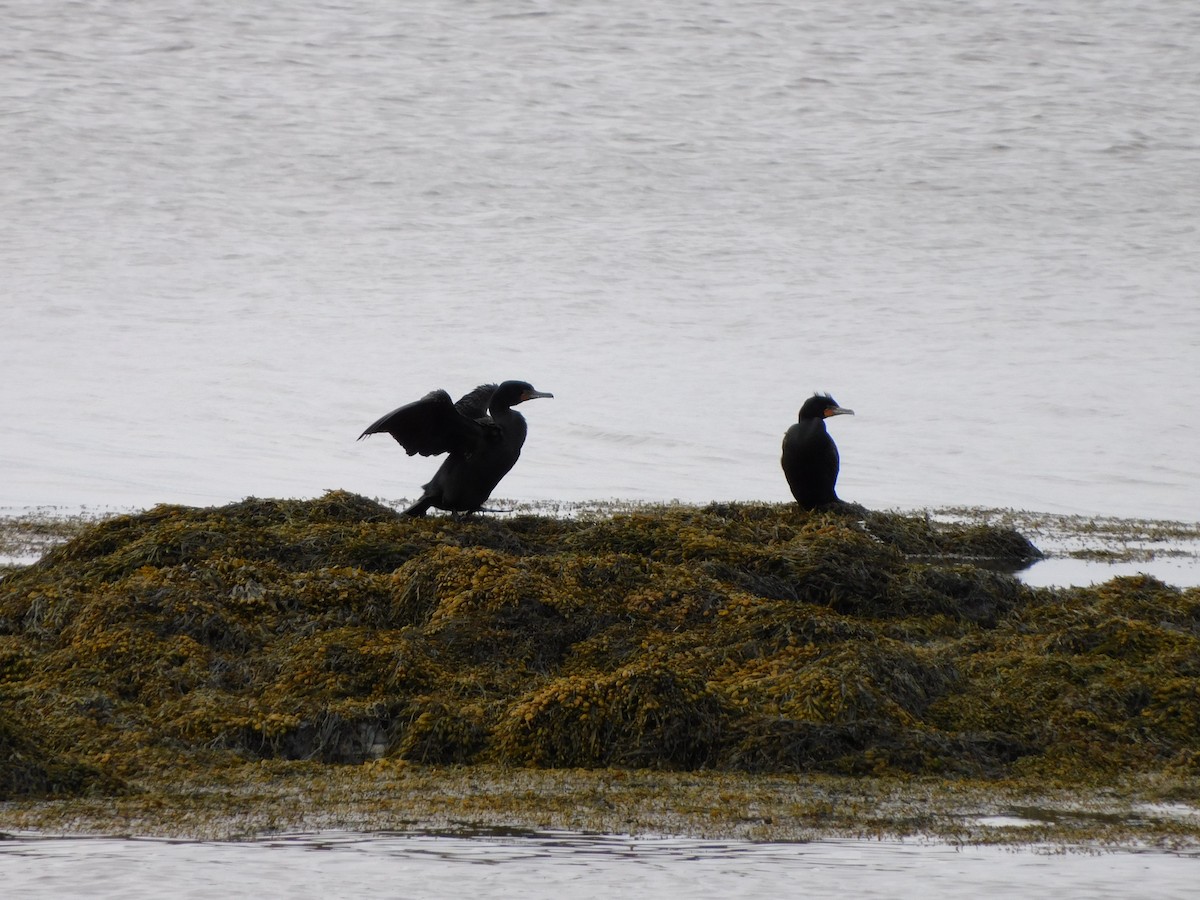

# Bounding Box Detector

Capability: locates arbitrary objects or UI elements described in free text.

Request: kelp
[1,491,1196,804]
[0,706,124,801]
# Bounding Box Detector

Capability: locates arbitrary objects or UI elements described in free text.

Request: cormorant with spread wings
[359,380,553,516]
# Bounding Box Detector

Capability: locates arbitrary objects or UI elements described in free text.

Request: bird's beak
[825,406,854,417]
[522,390,554,402]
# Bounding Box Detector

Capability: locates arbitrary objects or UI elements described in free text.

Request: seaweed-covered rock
[2,492,1197,788]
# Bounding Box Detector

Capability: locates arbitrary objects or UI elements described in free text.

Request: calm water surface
[2,0,1198,520]
[2,3,1199,887]
[1,831,1198,900]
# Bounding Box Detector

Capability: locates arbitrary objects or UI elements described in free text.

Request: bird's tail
[402,495,434,517]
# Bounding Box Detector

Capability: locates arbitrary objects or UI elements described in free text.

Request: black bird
[781,393,855,508]
[359,380,553,516]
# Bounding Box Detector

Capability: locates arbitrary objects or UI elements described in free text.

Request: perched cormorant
[359,380,553,516]
[781,393,855,508]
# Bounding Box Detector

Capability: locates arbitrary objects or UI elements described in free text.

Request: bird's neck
[489,404,524,424]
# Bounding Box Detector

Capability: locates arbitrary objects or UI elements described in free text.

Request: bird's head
[799,393,854,421]
[493,380,554,409]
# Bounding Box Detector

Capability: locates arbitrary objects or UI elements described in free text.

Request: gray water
[2,0,1199,889]
[3,0,1198,521]
[1,830,1198,900]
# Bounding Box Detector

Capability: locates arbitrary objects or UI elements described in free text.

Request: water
[1019,555,1200,588]
[2,1,1199,889]
[2,0,1198,522]
[1,830,1197,900]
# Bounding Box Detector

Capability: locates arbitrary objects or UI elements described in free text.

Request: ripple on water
[1,831,1199,899]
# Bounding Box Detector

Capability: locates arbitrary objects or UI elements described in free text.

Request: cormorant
[781,393,854,508]
[359,380,553,516]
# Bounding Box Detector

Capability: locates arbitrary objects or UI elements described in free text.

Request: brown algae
[1,492,1198,846]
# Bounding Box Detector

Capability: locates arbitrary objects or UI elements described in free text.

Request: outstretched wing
[358,388,491,456]
[453,383,498,422]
